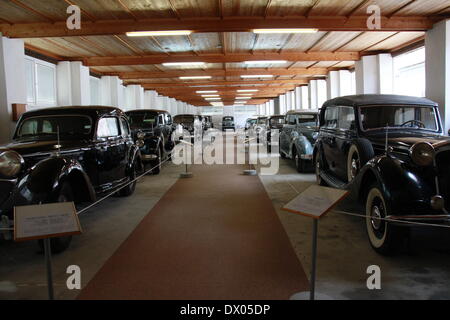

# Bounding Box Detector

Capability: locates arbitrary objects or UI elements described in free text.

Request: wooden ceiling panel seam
[113,35,146,55]
[360,31,400,52]
[167,0,181,19]
[332,31,364,52]
[115,0,139,20]
[346,0,372,18]
[264,0,273,17]
[305,0,321,17]
[9,0,54,22]
[388,0,417,17]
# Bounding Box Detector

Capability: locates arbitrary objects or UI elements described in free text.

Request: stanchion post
[43,238,54,300]
[310,218,318,300]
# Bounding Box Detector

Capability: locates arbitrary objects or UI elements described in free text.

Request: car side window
[337,106,356,130]
[165,114,172,125]
[120,117,131,137]
[158,114,165,125]
[324,106,338,129]
[97,117,120,138]
[287,115,296,125]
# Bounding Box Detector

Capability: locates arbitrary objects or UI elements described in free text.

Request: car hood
[1,139,88,156]
[364,131,450,151]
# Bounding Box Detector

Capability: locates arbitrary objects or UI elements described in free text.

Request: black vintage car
[126,109,174,174]
[0,106,142,253]
[222,116,235,132]
[314,94,450,254]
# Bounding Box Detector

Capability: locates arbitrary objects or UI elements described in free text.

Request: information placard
[14,202,81,241]
[282,185,349,219]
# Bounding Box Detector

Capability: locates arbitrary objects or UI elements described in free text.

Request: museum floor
[1,136,450,300]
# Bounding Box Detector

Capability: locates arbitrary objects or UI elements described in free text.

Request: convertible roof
[323,94,438,107]
[20,105,124,119]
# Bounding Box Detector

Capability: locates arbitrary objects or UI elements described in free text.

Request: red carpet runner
[78,164,308,299]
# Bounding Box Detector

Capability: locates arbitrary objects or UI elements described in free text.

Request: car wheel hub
[351,157,359,179]
[371,205,382,230]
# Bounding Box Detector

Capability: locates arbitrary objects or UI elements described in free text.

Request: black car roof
[323,94,438,107]
[125,109,168,114]
[20,105,125,120]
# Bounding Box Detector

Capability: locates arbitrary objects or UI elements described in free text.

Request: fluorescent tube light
[236,96,252,100]
[179,76,212,80]
[240,75,273,78]
[201,94,220,97]
[126,30,192,37]
[252,28,318,34]
[163,62,205,67]
[244,60,287,64]
[237,93,253,96]
[196,90,218,93]
[205,97,221,101]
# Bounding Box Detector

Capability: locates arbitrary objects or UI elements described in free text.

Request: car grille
[435,151,450,210]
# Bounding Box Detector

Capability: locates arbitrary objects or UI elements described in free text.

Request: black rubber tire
[279,138,286,158]
[151,146,162,175]
[37,182,73,254]
[315,151,328,186]
[365,183,405,255]
[347,138,375,183]
[119,161,137,197]
[294,147,305,173]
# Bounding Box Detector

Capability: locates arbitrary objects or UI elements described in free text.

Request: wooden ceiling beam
[138,79,309,88]
[111,67,329,79]
[81,52,359,66]
[148,85,297,92]
[0,16,435,38]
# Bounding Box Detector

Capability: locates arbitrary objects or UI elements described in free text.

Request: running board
[320,170,348,189]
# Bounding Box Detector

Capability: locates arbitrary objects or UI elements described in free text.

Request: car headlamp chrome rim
[410,142,435,166]
[0,150,23,178]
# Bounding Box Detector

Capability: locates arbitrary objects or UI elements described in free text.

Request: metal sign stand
[243,137,257,176]
[43,238,54,300]
[282,185,349,301]
[179,139,193,178]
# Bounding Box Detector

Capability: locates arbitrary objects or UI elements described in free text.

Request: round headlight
[410,142,435,166]
[0,150,23,178]
[136,132,145,139]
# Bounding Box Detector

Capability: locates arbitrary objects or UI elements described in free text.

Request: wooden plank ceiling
[1,0,449,106]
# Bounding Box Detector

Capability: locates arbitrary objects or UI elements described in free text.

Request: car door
[281,114,296,156]
[95,116,127,190]
[320,106,340,176]
[334,106,357,181]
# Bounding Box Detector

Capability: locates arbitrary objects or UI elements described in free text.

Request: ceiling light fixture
[240,75,274,78]
[163,62,205,67]
[236,96,252,100]
[201,94,220,97]
[244,60,287,64]
[126,30,192,37]
[196,90,218,93]
[205,97,221,101]
[252,28,318,34]
[179,76,212,80]
[237,93,253,96]
[211,102,224,107]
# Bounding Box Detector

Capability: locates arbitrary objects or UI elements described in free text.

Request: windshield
[247,119,257,125]
[223,117,233,121]
[257,118,267,124]
[174,115,194,124]
[16,115,92,140]
[126,112,157,129]
[360,105,438,131]
[298,114,318,127]
[270,117,284,125]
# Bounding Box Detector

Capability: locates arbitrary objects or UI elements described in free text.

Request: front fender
[18,157,96,206]
[354,155,437,215]
[292,135,313,156]
[128,145,143,173]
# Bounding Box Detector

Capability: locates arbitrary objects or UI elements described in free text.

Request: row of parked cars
[248,94,450,254]
[0,106,213,253]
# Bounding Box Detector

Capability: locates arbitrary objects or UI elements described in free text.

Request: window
[287,115,296,125]
[324,106,338,128]
[16,115,92,139]
[158,114,165,125]
[120,117,130,137]
[393,47,425,97]
[337,106,355,130]
[97,117,119,137]
[298,114,318,127]
[165,114,172,125]
[25,56,57,107]
[90,76,100,105]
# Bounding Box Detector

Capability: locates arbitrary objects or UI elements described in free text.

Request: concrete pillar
[295,87,301,109]
[274,97,280,115]
[0,37,26,143]
[169,98,178,115]
[355,54,393,94]
[309,80,318,109]
[280,94,287,114]
[100,76,123,108]
[301,86,309,109]
[144,90,158,109]
[176,100,184,115]
[426,19,450,132]
[56,61,90,106]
